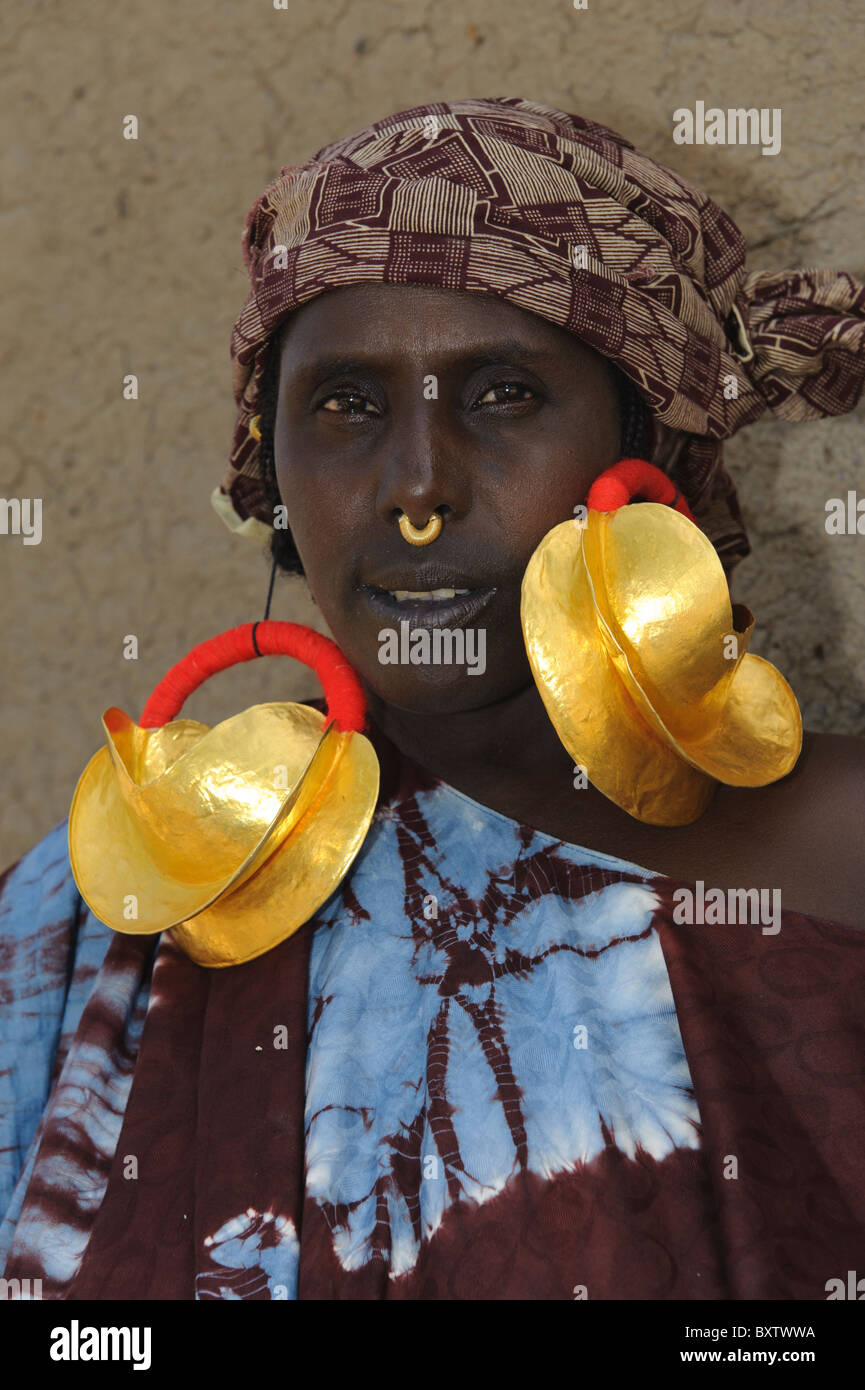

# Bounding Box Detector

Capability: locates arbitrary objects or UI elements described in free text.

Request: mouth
[357,558,501,629]
[359,581,498,630]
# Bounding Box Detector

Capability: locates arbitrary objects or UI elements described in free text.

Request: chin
[359,659,529,718]
[320,596,532,716]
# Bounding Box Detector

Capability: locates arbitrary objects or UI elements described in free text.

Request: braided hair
[257,335,651,578]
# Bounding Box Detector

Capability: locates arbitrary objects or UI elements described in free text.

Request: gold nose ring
[398,511,442,546]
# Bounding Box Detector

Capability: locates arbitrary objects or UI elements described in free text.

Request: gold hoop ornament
[398,512,442,546]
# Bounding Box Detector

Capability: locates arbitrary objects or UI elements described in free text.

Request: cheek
[493,395,622,534]
[493,453,610,548]
[560,406,622,498]
[274,462,354,582]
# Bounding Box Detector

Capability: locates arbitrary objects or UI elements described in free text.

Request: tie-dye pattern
[2,759,864,1300]
[196,1210,300,1300]
[0,826,154,1285]
[304,786,698,1279]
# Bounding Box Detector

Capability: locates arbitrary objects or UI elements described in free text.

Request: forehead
[277,282,606,371]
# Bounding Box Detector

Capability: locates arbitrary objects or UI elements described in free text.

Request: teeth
[389,587,471,602]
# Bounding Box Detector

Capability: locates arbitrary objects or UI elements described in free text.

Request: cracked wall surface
[1,0,864,864]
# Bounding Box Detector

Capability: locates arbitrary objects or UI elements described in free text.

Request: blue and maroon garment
[1,752,863,1299]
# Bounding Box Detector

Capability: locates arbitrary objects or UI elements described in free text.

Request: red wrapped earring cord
[587,458,697,521]
[139,621,367,732]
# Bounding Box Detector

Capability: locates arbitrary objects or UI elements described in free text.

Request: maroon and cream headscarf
[214,96,865,570]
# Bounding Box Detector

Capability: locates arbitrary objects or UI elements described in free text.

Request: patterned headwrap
[214,96,865,570]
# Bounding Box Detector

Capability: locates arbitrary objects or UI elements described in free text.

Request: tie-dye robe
[1,755,863,1300]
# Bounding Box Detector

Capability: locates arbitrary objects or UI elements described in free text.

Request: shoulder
[782,730,865,825]
[715,731,865,927]
[0,816,79,934]
[0,815,113,991]
[0,818,86,1005]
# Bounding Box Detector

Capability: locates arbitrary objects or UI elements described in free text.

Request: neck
[367,678,571,795]
[365,676,657,855]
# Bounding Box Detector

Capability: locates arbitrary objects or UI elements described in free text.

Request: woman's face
[274,282,623,714]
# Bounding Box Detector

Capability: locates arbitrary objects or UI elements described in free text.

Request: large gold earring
[67,622,379,969]
[520,459,801,828]
[398,511,442,546]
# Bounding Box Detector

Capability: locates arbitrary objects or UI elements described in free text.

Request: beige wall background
[2,0,864,867]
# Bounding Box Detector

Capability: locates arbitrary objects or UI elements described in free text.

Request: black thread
[615,369,649,458]
[263,552,278,620]
[250,554,279,657]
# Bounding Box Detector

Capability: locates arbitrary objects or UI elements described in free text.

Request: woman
[2,97,864,1300]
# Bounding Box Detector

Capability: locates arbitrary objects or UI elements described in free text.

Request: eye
[474,381,537,407]
[318,390,381,417]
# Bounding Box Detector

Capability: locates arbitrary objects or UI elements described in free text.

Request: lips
[358,559,499,629]
[361,585,497,630]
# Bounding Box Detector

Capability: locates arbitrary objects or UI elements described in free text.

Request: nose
[374,404,471,530]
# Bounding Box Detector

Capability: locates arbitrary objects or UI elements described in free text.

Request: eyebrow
[285,340,558,385]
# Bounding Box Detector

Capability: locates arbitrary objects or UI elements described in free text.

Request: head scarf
[215,96,865,571]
